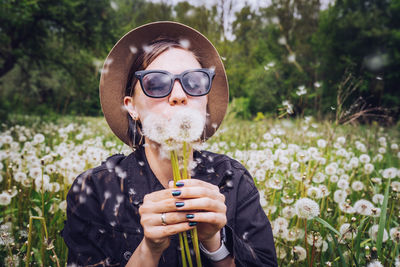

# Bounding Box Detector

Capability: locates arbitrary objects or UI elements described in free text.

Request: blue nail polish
[186,214,195,219]
[175,202,184,207]
[189,222,197,227]
[172,190,181,196]
[176,181,184,187]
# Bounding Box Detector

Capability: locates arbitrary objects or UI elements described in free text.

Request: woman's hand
[129,179,230,266]
[138,184,197,254]
[138,179,227,253]
[170,179,227,248]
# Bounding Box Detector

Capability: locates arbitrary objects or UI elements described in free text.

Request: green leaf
[354,216,370,263]
[313,217,341,236]
[376,177,391,259]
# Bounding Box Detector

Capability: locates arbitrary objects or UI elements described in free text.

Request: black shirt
[61,146,277,266]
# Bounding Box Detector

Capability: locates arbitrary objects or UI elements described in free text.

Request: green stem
[183,231,193,267]
[26,216,48,267]
[191,228,202,267]
[179,233,187,267]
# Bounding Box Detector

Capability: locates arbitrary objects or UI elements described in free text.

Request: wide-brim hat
[100,21,229,146]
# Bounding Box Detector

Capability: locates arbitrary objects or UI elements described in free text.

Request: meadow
[0,115,399,266]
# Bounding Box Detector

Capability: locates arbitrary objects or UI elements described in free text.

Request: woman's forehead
[145,48,201,72]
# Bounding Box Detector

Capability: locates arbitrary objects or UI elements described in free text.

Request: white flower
[307,186,323,199]
[0,191,12,205]
[359,154,371,163]
[372,194,384,205]
[354,199,374,216]
[169,108,206,143]
[364,163,374,175]
[333,190,347,203]
[276,246,287,259]
[273,217,289,230]
[325,163,338,175]
[390,227,400,243]
[390,143,399,150]
[290,161,300,171]
[254,169,266,182]
[337,178,349,190]
[29,167,42,179]
[351,181,364,191]
[340,223,356,240]
[369,225,388,242]
[382,167,397,179]
[293,246,307,261]
[338,202,355,214]
[282,206,296,218]
[33,133,45,144]
[34,175,51,192]
[306,232,323,247]
[317,139,327,148]
[59,200,67,212]
[312,172,326,183]
[294,198,320,219]
[14,172,27,182]
[378,147,386,154]
[367,260,384,267]
[142,114,170,144]
[266,178,283,190]
[391,181,400,192]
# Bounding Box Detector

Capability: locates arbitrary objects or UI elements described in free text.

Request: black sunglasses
[134,68,215,98]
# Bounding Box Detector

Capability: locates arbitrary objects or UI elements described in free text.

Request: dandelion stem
[183,231,193,267]
[179,233,187,267]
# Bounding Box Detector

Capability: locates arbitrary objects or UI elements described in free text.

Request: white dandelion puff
[369,225,388,242]
[294,198,320,219]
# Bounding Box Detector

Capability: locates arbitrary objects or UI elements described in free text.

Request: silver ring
[161,213,167,226]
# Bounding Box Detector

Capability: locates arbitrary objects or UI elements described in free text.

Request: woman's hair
[125,37,201,148]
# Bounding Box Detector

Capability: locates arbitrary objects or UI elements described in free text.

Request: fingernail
[186,214,195,219]
[172,190,181,197]
[175,202,184,208]
[189,222,197,227]
[176,181,184,187]
[168,180,174,187]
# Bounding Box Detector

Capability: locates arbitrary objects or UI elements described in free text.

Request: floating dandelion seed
[296,85,307,96]
[278,36,287,45]
[179,39,190,49]
[288,54,296,63]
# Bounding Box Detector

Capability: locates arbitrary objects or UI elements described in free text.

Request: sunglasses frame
[134,68,215,98]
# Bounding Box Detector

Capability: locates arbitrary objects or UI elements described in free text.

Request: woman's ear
[123,96,139,120]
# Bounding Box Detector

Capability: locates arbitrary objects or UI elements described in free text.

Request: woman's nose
[168,80,187,105]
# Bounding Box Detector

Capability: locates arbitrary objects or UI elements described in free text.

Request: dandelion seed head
[354,199,374,216]
[294,198,320,219]
[369,224,388,242]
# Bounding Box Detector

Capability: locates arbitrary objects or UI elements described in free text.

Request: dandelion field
[0,115,399,266]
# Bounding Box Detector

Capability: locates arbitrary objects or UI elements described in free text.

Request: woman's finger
[144,222,197,239]
[173,179,220,191]
[170,186,225,202]
[144,212,190,226]
[184,212,227,226]
[174,197,227,213]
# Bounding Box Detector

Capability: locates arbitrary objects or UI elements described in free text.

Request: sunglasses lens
[142,73,171,97]
[182,71,210,96]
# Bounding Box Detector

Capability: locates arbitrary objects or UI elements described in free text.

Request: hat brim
[100,21,229,146]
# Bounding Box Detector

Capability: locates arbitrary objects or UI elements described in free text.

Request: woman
[61,21,277,267]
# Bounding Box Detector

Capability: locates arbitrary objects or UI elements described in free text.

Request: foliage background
[1,0,399,123]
